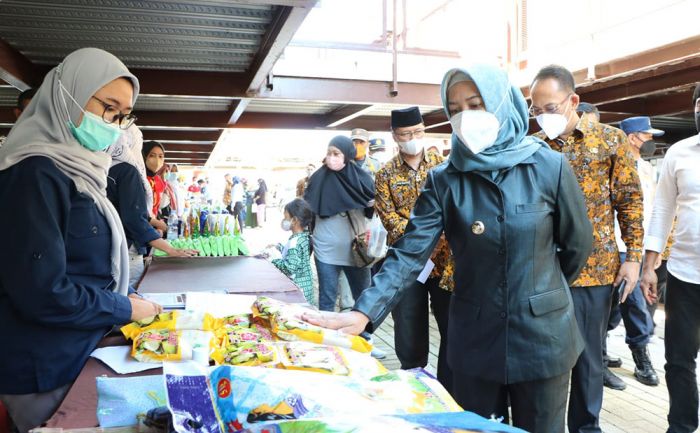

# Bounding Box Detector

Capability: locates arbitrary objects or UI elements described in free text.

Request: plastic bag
[121,311,217,341]
[211,342,279,367]
[209,366,461,432]
[270,310,372,353]
[279,342,349,375]
[366,214,388,259]
[131,329,214,362]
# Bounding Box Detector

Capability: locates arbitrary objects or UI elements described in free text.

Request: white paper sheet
[185,292,257,317]
[90,346,161,374]
[416,259,435,284]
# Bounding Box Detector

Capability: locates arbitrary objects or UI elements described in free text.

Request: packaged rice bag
[132,329,214,362]
[220,323,274,346]
[251,296,288,320]
[270,311,372,353]
[211,342,279,367]
[279,342,349,375]
[121,311,218,340]
[208,366,461,432]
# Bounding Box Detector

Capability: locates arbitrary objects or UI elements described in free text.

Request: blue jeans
[607,253,653,349]
[315,258,371,312]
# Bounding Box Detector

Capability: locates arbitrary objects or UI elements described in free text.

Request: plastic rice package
[209,365,461,432]
[132,329,214,362]
[121,311,218,340]
[278,342,349,375]
[218,323,274,347]
[251,296,287,320]
[211,342,279,367]
[270,310,372,353]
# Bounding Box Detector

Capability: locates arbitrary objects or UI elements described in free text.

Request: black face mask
[640,140,657,157]
[695,112,700,134]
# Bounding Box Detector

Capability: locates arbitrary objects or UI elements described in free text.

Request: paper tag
[417,259,435,284]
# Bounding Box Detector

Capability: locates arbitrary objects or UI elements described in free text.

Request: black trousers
[665,272,700,433]
[390,276,452,392]
[453,371,569,433]
[568,285,612,433]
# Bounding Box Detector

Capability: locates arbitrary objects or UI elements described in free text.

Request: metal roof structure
[0,1,698,165]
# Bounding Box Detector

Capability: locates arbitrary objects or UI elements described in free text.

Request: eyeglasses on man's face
[528,93,572,117]
[394,128,426,140]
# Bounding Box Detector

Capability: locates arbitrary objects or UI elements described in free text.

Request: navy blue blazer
[0,156,132,394]
[107,162,161,255]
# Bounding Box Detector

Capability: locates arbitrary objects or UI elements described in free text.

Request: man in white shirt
[603,116,663,390]
[641,84,700,433]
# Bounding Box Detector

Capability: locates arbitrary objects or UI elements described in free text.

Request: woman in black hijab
[254,178,268,226]
[304,135,375,311]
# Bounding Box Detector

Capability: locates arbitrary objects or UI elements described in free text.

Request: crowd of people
[0,46,698,433]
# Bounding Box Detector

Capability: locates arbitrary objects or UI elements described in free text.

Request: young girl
[271,198,315,305]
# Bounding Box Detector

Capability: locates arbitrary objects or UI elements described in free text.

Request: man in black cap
[374,106,454,390]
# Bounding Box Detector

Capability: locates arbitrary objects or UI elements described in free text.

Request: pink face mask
[326,155,346,171]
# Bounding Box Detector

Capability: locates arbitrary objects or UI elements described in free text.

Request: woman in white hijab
[0,48,161,432]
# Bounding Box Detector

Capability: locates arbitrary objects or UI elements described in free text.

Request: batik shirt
[534,116,643,287]
[375,150,454,291]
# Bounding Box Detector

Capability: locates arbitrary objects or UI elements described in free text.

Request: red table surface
[45,256,306,429]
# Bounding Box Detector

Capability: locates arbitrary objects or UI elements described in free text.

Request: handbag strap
[345,211,360,236]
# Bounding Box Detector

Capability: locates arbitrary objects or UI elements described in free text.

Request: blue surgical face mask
[59,81,123,152]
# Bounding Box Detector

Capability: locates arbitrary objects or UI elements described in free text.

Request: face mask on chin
[397,138,424,156]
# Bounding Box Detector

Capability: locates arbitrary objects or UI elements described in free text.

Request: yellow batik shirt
[375,150,454,291]
[534,116,644,287]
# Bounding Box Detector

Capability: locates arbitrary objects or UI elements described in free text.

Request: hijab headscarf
[304,136,375,218]
[441,64,545,172]
[0,47,139,296]
[142,140,165,177]
[106,123,153,215]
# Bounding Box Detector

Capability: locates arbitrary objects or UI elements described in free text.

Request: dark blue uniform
[0,156,131,394]
[106,162,160,255]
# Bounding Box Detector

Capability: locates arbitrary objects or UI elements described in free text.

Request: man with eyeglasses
[530,65,643,433]
[350,128,381,179]
[374,106,454,390]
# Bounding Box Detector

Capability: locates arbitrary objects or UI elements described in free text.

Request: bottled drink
[167,210,179,240]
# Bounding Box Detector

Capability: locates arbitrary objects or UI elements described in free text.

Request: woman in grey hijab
[0,48,161,433]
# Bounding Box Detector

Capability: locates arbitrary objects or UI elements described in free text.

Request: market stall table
[44,256,306,430]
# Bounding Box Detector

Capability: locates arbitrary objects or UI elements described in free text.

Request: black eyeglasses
[92,96,137,130]
[528,94,572,117]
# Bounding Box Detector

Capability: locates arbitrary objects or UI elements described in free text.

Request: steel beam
[324,104,375,127]
[245,2,316,94]
[227,98,251,125]
[0,38,42,90]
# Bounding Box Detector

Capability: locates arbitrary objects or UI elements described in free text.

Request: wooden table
[45,256,306,430]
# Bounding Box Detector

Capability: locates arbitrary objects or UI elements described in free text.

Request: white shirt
[644,134,700,284]
[615,158,656,252]
[232,183,244,204]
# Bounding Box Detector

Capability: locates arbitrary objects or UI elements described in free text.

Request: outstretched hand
[301,310,370,336]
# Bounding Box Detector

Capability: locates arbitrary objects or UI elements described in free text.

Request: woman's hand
[301,310,370,335]
[128,295,163,322]
[167,248,199,257]
[150,218,167,232]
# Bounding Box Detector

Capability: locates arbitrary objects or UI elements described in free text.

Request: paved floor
[244,205,691,433]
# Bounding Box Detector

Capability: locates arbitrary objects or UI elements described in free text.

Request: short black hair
[532,65,575,92]
[17,88,37,109]
[197,179,205,184]
[693,83,700,105]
